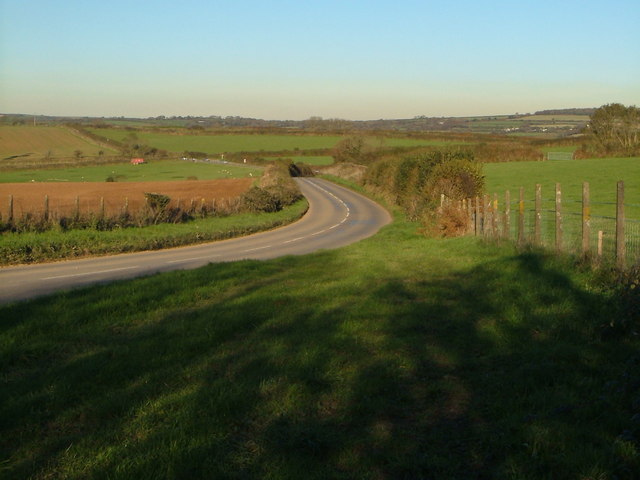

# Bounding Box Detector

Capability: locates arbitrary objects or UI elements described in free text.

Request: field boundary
[452,180,640,268]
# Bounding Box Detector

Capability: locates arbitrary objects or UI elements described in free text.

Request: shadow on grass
[1,249,638,479]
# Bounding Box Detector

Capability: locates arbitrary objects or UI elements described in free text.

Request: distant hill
[1,108,593,138]
[534,108,595,116]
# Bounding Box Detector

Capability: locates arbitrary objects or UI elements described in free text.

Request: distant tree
[332,135,379,164]
[588,103,640,154]
[73,150,83,160]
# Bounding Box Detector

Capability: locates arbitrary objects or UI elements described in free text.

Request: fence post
[468,198,474,234]
[555,183,563,253]
[74,196,80,221]
[518,187,525,246]
[100,197,105,219]
[504,190,511,239]
[616,180,626,269]
[474,196,480,235]
[482,194,489,235]
[8,195,14,222]
[124,197,129,216]
[598,231,604,260]
[44,195,49,222]
[492,193,498,238]
[582,182,590,255]
[534,184,541,245]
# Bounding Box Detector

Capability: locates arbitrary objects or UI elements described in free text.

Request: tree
[588,103,640,154]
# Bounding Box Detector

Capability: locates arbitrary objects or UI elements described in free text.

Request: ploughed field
[0,178,253,218]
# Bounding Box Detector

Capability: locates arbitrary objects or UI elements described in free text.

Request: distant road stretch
[0,178,392,303]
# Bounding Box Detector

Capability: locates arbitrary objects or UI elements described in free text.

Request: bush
[239,187,280,213]
[423,157,484,203]
[238,162,303,213]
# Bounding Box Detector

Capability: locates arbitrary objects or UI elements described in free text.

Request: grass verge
[1,213,639,479]
[0,200,308,265]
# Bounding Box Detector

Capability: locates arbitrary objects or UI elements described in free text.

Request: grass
[484,157,640,219]
[0,126,116,160]
[0,200,308,265]
[0,160,262,183]
[88,129,469,154]
[1,209,639,479]
[88,130,347,153]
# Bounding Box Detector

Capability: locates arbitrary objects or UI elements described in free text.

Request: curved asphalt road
[0,178,391,303]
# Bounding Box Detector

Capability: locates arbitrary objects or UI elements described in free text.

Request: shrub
[239,186,280,213]
[422,204,471,238]
[423,157,484,203]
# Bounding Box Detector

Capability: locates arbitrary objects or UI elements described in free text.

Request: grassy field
[88,130,346,153]
[88,129,470,154]
[0,126,117,161]
[1,209,638,479]
[0,160,262,183]
[484,157,640,218]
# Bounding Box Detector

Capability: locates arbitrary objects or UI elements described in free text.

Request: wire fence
[457,181,639,268]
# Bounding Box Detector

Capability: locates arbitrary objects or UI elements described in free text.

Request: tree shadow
[1,250,637,479]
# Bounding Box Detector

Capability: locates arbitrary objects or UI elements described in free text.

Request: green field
[0,126,117,160]
[484,157,640,218]
[0,160,262,183]
[88,129,469,154]
[2,210,638,479]
[88,129,346,153]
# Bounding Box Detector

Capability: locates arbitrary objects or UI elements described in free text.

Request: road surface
[0,178,391,303]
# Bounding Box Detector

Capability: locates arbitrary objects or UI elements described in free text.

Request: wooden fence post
[474,196,480,235]
[8,195,14,222]
[518,187,524,246]
[534,184,541,245]
[100,197,105,219]
[468,198,474,234]
[582,182,590,255]
[124,197,129,216]
[492,193,498,238]
[616,180,625,269]
[482,194,489,235]
[504,190,511,239]
[555,183,563,253]
[598,231,604,259]
[44,195,49,222]
[74,196,80,221]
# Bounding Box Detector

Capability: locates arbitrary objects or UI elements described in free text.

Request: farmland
[87,128,470,154]
[0,179,253,219]
[0,160,262,183]
[0,126,116,161]
[484,157,640,218]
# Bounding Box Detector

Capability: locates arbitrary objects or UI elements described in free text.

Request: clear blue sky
[1,0,638,120]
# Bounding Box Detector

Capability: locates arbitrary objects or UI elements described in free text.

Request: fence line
[463,181,638,268]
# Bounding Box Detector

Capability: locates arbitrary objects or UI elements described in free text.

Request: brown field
[0,178,253,218]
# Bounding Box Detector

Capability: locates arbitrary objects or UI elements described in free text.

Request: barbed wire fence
[454,181,639,269]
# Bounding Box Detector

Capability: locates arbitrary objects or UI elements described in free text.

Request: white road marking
[242,245,273,253]
[42,266,139,281]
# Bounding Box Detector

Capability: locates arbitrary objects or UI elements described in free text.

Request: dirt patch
[0,178,254,218]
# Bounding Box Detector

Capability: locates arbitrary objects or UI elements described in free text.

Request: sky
[0,0,638,120]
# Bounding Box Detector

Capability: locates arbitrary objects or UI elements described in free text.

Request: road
[0,178,391,303]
